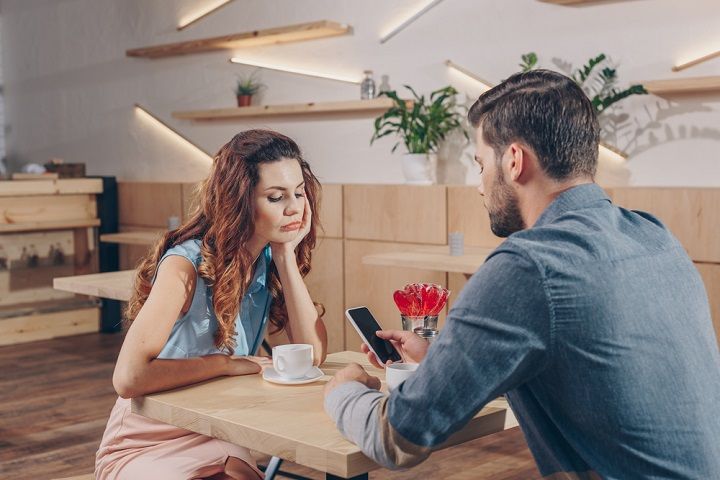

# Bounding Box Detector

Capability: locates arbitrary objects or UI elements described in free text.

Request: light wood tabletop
[53,270,135,301]
[99,230,163,246]
[131,351,515,479]
[362,245,494,275]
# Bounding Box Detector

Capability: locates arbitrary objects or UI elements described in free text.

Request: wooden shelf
[538,0,633,4]
[127,20,350,59]
[100,231,164,246]
[643,76,720,96]
[173,98,400,121]
[0,219,100,233]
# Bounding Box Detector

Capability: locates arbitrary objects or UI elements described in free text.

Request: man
[324,70,720,478]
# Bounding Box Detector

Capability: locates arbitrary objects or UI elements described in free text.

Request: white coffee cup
[385,362,419,391]
[272,344,314,379]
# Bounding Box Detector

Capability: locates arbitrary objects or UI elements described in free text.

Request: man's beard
[487,169,525,238]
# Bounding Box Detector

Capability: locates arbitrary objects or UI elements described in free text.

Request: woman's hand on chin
[271,197,312,260]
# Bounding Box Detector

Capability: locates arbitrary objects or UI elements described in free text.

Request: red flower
[393,283,450,316]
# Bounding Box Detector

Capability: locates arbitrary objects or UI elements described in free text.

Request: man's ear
[506,143,525,182]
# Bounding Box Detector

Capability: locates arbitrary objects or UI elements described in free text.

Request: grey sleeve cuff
[324,381,403,468]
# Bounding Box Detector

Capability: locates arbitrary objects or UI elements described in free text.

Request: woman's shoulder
[162,238,202,271]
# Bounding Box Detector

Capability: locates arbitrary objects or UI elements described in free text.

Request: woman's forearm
[273,252,328,364]
[113,354,258,399]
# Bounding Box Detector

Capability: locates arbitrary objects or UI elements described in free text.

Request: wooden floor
[0,332,540,479]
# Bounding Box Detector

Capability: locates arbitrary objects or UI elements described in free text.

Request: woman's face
[253,157,306,245]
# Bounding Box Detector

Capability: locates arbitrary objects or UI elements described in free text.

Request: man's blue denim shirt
[326,183,720,479]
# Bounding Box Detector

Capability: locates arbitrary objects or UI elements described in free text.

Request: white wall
[1,0,718,186]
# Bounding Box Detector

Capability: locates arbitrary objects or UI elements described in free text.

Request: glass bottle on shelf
[360,70,376,100]
[378,74,391,94]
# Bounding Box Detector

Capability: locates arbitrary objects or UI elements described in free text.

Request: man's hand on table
[324,329,430,399]
[324,363,381,397]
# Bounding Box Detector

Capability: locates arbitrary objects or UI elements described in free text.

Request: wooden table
[362,245,494,275]
[131,351,515,479]
[53,270,135,302]
[100,230,163,246]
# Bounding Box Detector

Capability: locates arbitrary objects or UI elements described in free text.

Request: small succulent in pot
[234,70,265,107]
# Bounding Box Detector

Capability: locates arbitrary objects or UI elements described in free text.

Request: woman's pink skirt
[95,396,264,479]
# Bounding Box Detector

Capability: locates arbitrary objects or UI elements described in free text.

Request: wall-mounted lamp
[380,0,445,44]
[229,57,361,84]
[672,49,720,72]
[134,104,213,161]
[177,0,235,31]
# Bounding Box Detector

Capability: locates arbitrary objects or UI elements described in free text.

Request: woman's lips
[280,222,302,232]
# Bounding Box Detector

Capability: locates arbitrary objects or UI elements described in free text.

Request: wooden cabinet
[0,179,102,345]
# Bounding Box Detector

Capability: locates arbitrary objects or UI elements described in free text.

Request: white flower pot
[402,153,437,185]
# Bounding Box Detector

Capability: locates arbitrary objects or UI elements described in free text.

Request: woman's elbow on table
[112,364,145,399]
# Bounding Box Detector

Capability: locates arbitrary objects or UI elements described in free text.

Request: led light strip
[380,0,445,44]
[672,49,720,72]
[134,104,213,161]
[229,57,361,84]
[177,0,235,31]
[445,59,494,91]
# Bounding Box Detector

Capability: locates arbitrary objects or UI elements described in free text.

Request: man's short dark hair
[468,69,599,180]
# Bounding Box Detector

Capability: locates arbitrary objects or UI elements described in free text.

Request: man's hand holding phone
[361,329,429,368]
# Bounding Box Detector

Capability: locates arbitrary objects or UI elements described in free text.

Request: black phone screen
[346,307,402,364]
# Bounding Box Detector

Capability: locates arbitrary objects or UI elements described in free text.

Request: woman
[95,130,328,479]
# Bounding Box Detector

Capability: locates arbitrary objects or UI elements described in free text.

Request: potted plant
[371,85,466,184]
[234,71,264,107]
[519,52,647,114]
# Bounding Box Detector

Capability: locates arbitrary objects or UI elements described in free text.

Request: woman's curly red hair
[125,130,324,353]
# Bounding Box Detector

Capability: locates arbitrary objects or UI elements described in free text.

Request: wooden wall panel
[344,185,447,244]
[304,237,344,353]
[696,262,720,346]
[118,225,160,271]
[344,240,447,351]
[181,182,200,221]
[611,188,720,263]
[118,182,184,228]
[447,186,502,248]
[318,184,342,239]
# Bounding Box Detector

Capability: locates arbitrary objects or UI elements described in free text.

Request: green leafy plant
[371,85,467,154]
[519,52,538,72]
[520,52,647,114]
[234,71,264,96]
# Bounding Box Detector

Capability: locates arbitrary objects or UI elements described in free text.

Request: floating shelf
[643,76,720,96]
[172,98,403,121]
[538,0,633,4]
[127,20,351,59]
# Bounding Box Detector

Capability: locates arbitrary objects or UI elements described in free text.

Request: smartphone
[345,306,402,364]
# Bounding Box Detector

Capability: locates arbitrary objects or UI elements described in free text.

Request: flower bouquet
[393,283,450,339]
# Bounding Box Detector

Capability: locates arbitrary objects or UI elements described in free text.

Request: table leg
[325,474,368,480]
[263,456,283,479]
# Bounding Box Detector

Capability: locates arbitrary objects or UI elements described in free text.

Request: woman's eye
[268,196,282,203]
[295,192,305,198]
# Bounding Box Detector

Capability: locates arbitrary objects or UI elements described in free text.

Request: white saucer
[262,366,324,385]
